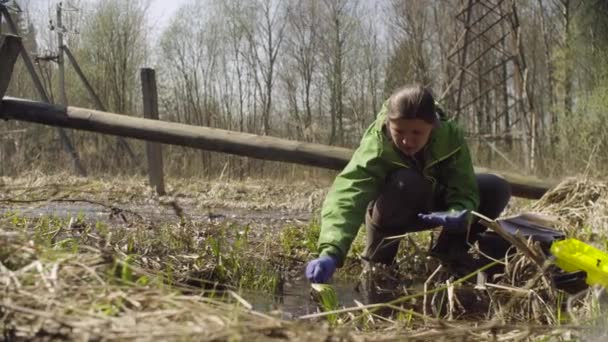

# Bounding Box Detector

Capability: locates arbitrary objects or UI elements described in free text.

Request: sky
[147,0,189,31]
[18,0,190,31]
[11,0,191,49]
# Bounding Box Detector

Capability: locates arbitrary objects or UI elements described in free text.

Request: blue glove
[305,256,337,283]
[417,209,471,232]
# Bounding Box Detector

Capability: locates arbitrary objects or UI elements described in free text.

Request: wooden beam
[0,34,21,99]
[141,68,166,196]
[0,97,557,199]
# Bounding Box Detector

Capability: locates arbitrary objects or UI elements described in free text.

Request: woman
[305,85,511,283]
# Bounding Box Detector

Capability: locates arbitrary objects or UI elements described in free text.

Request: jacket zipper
[424,146,461,171]
[390,145,461,171]
[421,146,462,187]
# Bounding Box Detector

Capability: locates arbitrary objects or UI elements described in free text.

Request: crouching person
[305,85,512,288]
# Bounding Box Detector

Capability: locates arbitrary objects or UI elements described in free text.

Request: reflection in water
[245,277,362,318]
[247,274,488,320]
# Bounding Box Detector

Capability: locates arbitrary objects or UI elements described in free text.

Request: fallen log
[0,96,557,199]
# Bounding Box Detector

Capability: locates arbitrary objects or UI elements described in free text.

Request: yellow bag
[550,238,608,288]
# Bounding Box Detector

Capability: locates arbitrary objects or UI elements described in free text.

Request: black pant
[362,168,512,265]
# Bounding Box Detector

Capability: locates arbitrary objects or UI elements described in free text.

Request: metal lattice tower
[444,0,530,131]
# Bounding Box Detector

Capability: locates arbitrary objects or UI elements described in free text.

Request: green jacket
[318,104,480,266]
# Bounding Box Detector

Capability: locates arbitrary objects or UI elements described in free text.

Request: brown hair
[387,85,437,124]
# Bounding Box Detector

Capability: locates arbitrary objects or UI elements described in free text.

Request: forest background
[2,0,608,182]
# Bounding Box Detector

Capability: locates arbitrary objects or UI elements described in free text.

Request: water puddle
[244,277,362,318]
[244,277,437,319]
[0,203,311,224]
[1,203,108,219]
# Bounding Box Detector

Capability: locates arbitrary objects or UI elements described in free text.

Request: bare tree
[348,11,384,138]
[75,0,149,115]
[219,0,253,133]
[158,1,226,173]
[386,0,434,87]
[159,1,224,127]
[237,0,287,136]
[283,0,321,142]
[320,0,359,146]
[559,0,575,117]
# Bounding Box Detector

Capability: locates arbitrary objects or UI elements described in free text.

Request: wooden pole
[0,96,556,199]
[0,5,87,176]
[56,3,68,107]
[0,34,20,99]
[140,68,166,196]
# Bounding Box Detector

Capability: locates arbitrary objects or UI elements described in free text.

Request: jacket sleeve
[441,129,479,212]
[317,133,387,267]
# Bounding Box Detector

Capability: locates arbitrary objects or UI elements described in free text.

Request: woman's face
[388,118,434,156]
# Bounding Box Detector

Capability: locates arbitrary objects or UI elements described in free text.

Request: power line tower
[443,0,535,170]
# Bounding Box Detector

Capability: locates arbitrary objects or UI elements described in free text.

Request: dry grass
[0,172,329,212]
[0,175,340,341]
[2,174,608,341]
[1,229,350,341]
[532,177,608,239]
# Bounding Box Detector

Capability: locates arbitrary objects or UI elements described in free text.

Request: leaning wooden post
[62,45,139,165]
[140,68,166,196]
[0,34,21,100]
